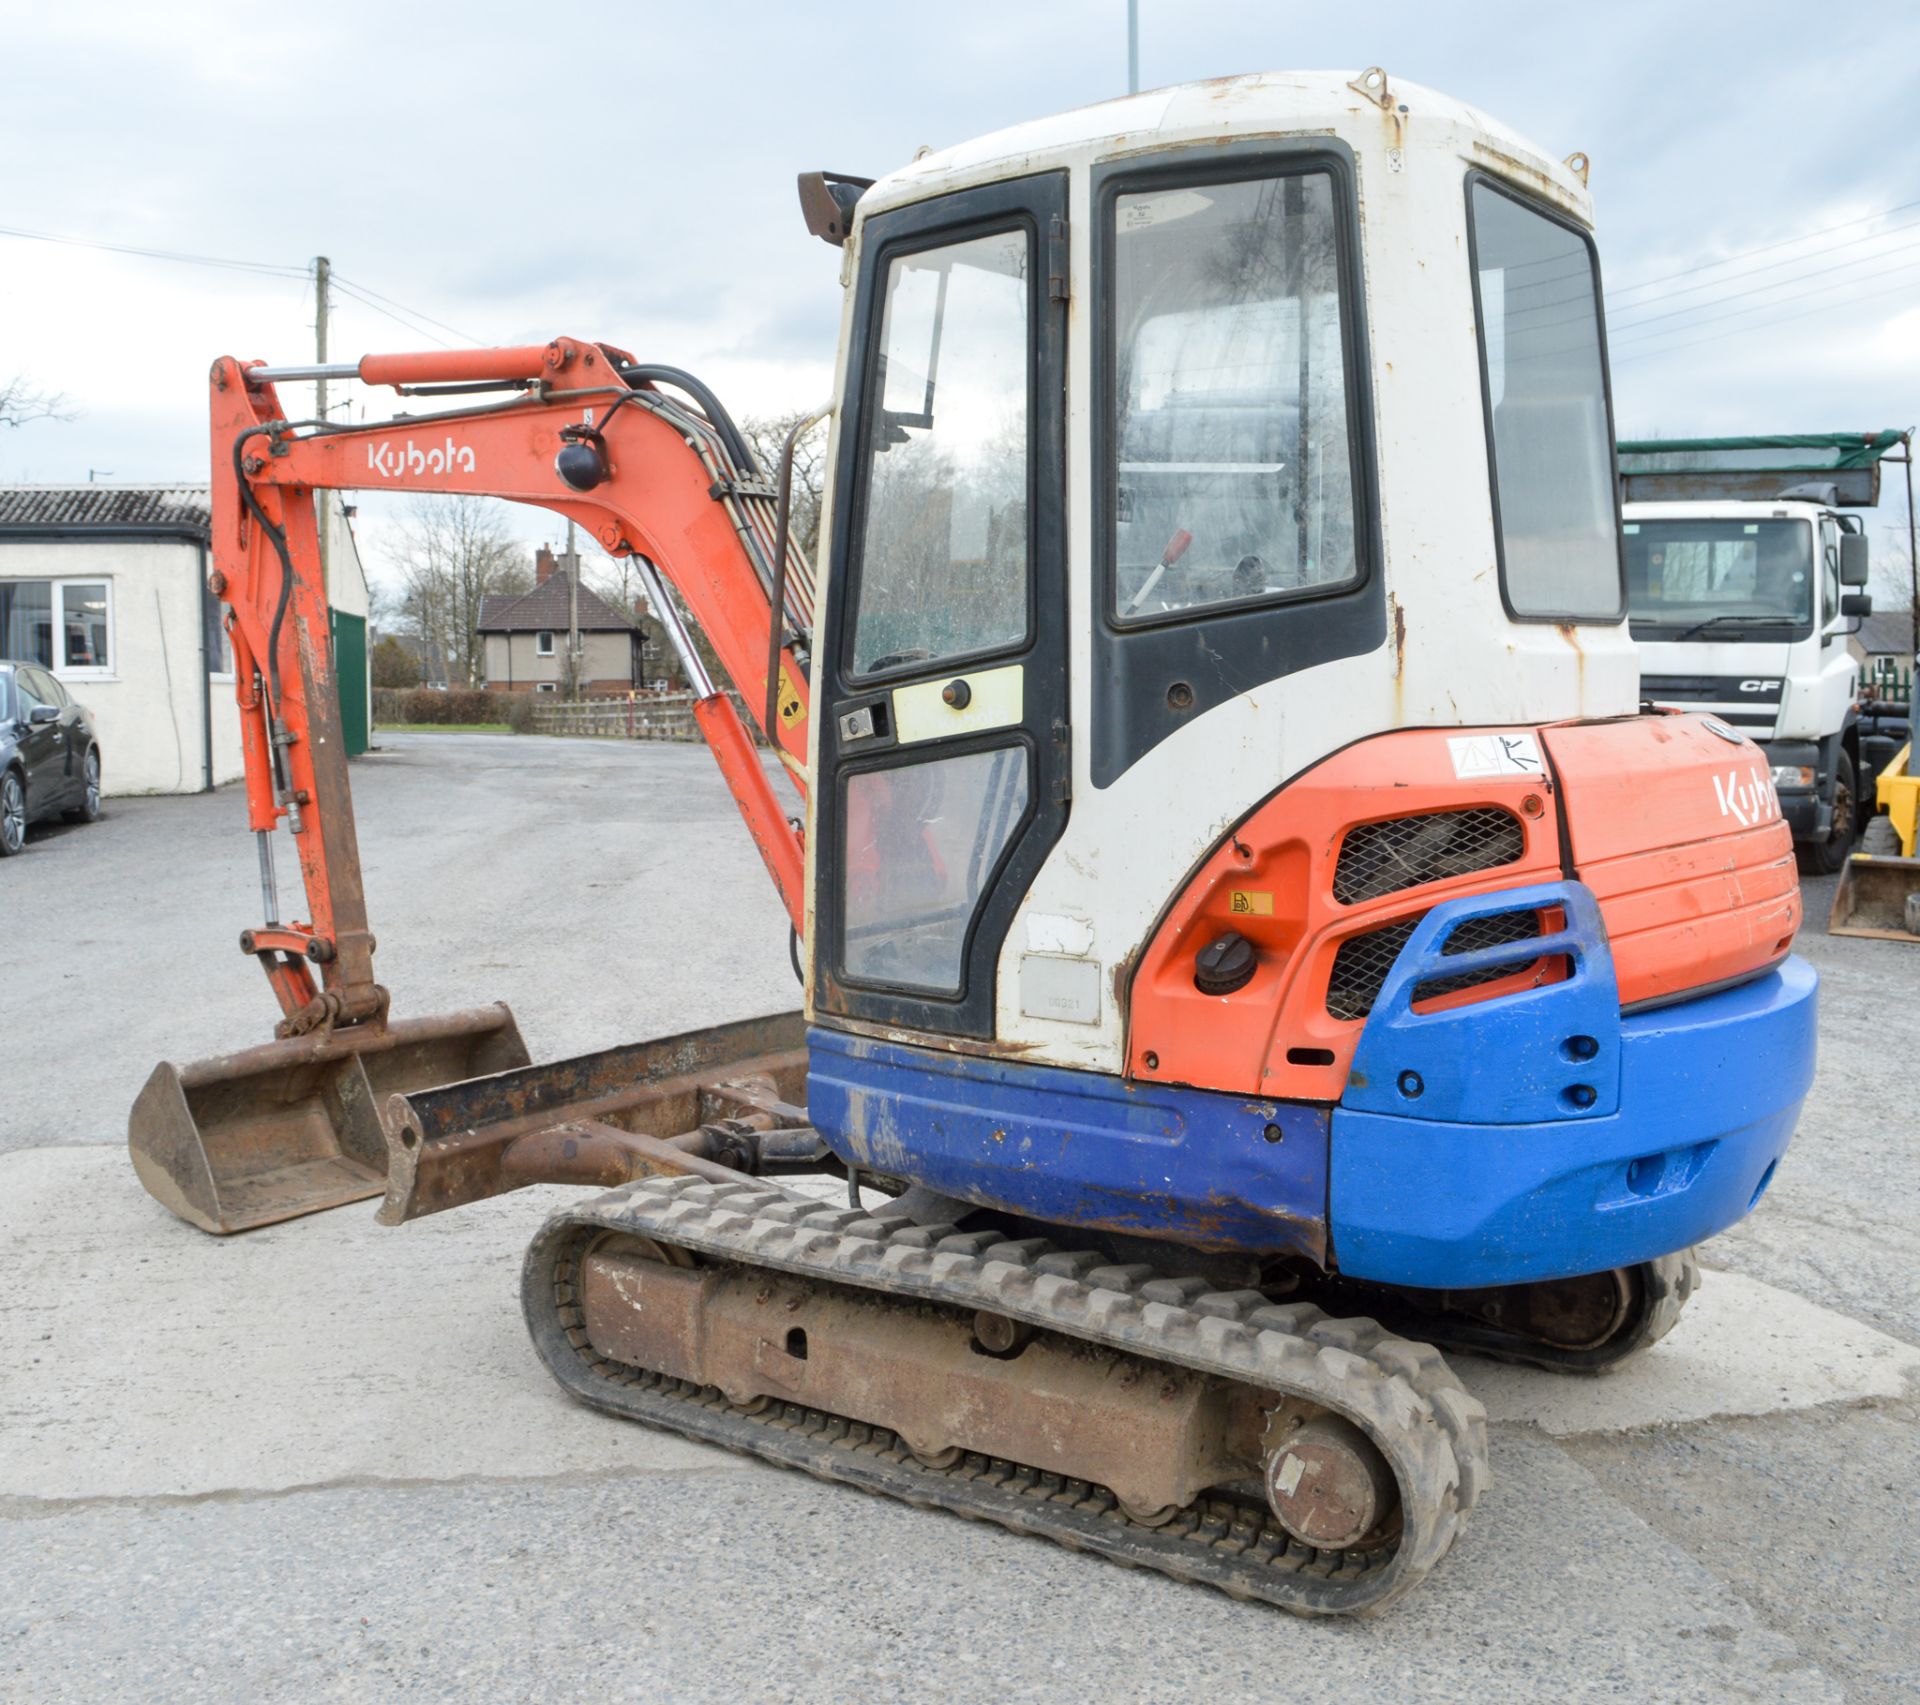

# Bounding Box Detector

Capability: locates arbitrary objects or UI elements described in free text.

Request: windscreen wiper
[1668,613,1797,642]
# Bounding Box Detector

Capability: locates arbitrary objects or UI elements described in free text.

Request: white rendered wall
[1,535,240,796]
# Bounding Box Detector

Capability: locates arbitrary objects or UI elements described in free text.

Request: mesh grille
[1326,908,1544,1022]
[1332,809,1526,905]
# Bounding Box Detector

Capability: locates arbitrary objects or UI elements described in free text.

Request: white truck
[1617,435,1899,873]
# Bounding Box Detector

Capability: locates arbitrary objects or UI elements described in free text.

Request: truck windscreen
[1624,517,1814,638]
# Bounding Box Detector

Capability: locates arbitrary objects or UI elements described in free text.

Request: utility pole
[1127,0,1139,94]
[564,517,582,700]
[1904,434,1917,670]
[314,255,333,606]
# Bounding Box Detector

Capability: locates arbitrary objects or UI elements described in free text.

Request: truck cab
[1624,495,1870,871]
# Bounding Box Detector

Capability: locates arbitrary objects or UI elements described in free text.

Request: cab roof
[858,70,1592,224]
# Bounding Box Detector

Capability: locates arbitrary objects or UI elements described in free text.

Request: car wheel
[1796,750,1856,877]
[0,770,25,857]
[63,748,102,823]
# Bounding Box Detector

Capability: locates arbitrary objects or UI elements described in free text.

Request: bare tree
[391,495,531,688]
[741,409,830,560]
[0,374,74,430]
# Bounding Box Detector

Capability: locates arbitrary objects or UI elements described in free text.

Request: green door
[330,609,370,757]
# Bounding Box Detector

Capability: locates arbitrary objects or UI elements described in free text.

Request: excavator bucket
[1828,851,1920,941]
[129,1005,530,1234]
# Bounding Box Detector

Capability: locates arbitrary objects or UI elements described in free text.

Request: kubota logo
[1712,765,1779,828]
[366,437,477,479]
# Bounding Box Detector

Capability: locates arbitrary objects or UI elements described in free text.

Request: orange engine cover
[1124,715,1799,1103]
[1539,715,1800,1009]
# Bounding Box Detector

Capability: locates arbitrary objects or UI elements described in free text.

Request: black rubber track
[522,1175,1491,1616]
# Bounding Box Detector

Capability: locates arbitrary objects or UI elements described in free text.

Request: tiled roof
[1855,610,1915,658]
[477,576,640,634]
[0,484,211,535]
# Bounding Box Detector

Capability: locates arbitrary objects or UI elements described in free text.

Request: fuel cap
[1194,931,1257,996]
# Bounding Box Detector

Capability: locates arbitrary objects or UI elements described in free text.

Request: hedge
[373,687,507,726]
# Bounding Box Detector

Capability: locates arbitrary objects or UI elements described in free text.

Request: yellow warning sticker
[777,664,805,728]
[1227,890,1273,916]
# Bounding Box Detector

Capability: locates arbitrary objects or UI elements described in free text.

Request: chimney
[535,545,558,584]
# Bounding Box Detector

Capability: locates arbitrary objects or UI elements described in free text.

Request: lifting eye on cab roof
[798,171,875,247]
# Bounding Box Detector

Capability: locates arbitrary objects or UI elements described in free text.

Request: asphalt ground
[3,733,1916,1702]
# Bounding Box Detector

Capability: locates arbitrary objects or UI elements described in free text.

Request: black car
[0,660,102,856]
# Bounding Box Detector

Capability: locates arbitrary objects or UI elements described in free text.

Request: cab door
[813,173,1070,1041]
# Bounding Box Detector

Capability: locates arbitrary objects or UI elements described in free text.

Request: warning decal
[1447,733,1545,780]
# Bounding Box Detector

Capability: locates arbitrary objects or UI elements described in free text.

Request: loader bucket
[129,1005,530,1234]
[1827,852,1920,941]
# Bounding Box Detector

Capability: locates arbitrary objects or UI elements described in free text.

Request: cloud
[6,0,1919,572]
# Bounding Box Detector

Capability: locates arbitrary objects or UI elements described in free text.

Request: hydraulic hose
[230,424,302,795]
[615,363,760,473]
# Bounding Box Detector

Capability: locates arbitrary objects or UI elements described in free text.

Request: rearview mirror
[1840,591,1873,618]
[26,704,58,726]
[797,171,875,248]
[1840,532,1870,586]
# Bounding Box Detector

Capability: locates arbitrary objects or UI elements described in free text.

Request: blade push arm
[210,339,814,1034]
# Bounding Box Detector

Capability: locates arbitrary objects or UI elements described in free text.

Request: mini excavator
[130,72,1817,1615]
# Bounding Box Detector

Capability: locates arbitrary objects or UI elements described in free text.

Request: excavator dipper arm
[209,338,813,1036]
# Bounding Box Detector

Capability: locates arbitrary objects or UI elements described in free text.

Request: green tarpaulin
[1617,431,1908,473]
[1616,431,1912,506]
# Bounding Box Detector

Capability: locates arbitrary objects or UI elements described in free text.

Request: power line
[0,219,486,354]
[328,278,462,351]
[1610,245,1920,351]
[1607,211,1920,321]
[0,221,308,279]
[330,273,481,346]
[1609,228,1920,336]
[1611,267,1920,366]
[1607,195,1920,298]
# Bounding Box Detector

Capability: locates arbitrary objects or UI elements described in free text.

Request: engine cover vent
[1326,908,1543,1022]
[1332,809,1525,906]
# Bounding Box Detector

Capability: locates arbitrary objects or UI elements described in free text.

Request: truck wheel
[1796,750,1856,876]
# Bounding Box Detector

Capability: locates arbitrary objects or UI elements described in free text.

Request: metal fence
[529,690,767,744]
[1866,660,1913,707]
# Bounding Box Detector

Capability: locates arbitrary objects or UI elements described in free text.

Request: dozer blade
[129,1005,530,1234]
[376,1011,808,1225]
[1828,852,1920,941]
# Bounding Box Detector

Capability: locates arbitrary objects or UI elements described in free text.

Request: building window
[0,579,114,677]
[535,681,557,693]
[536,630,555,656]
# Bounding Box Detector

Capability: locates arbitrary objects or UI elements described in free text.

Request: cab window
[1109,168,1360,623]
[1821,519,1840,624]
[849,228,1032,678]
[1468,178,1622,621]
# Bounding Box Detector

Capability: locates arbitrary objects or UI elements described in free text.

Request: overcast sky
[4,0,1918,587]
